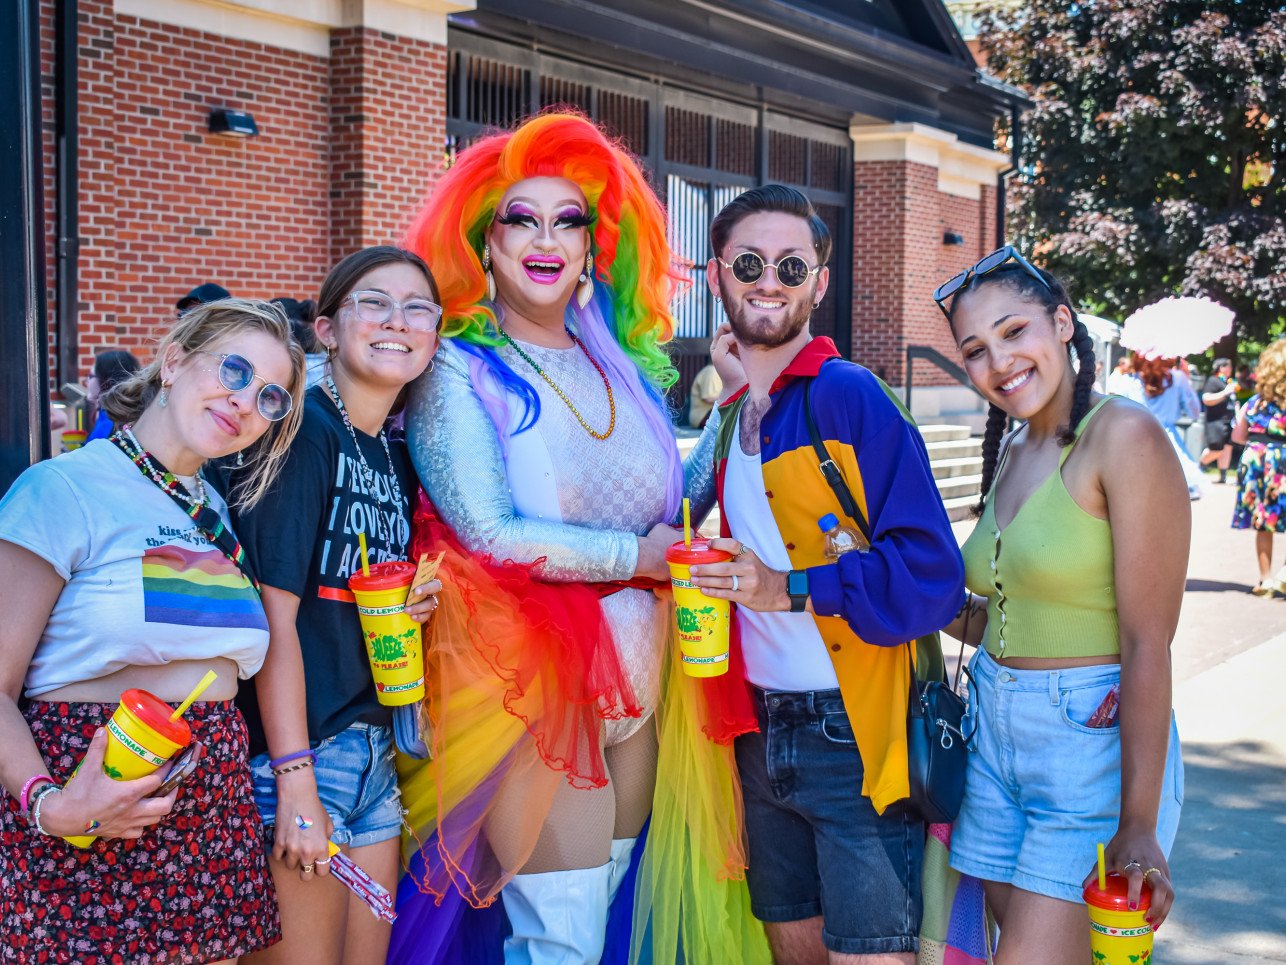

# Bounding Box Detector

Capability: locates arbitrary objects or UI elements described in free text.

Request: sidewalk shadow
[1164,739,1286,960]
[1184,578,1254,594]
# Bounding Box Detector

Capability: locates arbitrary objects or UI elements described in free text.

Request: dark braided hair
[946,262,1097,515]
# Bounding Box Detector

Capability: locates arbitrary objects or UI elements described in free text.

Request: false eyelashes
[494,210,594,228]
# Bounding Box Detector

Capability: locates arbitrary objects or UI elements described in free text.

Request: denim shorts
[251,722,403,849]
[949,648,1184,903]
[735,687,924,955]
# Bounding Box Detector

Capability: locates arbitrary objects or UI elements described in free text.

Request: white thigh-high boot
[502,863,612,965]
[605,837,637,908]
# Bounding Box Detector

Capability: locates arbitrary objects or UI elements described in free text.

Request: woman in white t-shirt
[0,299,305,963]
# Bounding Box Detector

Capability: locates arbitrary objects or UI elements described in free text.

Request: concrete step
[925,438,983,461]
[938,410,989,435]
[942,493,980,522]
[931,455,983,480]
[918,423,973,444]
[935,473,983,500]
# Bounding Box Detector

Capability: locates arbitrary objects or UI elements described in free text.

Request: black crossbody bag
[803,371,970,824]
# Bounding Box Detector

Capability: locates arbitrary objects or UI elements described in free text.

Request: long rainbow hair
[405,112,687,515]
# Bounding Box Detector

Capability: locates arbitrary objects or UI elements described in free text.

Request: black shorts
[1204,420,1232,450]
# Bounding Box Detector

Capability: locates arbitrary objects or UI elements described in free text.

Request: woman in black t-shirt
[1200,357,1238,483]
[234,247,441,965]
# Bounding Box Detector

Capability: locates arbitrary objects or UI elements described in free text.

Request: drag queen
[394,113,767,963]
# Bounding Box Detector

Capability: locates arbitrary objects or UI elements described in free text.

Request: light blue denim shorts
[250,722,403,849]
[949,648,1184,903]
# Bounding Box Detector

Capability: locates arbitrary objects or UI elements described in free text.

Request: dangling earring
[158,381,170,407]
[236,450,245,467]
[577,251,594,310]
[483,243,496,302]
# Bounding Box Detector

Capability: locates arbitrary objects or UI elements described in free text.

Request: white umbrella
[1119,296,1235,360]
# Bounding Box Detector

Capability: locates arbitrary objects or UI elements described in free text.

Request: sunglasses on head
[715,251,822,289]
[194,351,293,422]
[932,245,1051,319]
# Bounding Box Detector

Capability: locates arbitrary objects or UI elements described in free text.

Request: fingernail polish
[1128,901,1137,911]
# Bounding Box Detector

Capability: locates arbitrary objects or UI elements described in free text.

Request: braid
[1058,315,1097,446]
[974,403,1010,517]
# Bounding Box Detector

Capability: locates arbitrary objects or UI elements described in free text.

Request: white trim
[114,0,474,55]
[849,121,1008,200]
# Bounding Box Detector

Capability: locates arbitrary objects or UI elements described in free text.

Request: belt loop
[1048,670,1060,705]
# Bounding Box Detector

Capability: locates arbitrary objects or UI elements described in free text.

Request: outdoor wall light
[208,108,259,138]
[943,231,965,246]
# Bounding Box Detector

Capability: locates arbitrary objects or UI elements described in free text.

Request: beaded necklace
[324,376,406,546]
[109,426,259,592]
[498,329,616,441]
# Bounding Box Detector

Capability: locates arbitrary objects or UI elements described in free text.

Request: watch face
[787,570,809,598]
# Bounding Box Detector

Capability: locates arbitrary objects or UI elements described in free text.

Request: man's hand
[689,537,796,612]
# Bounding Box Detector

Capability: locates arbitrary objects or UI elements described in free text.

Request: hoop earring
[483,243,496,302]
[576,251,594,310]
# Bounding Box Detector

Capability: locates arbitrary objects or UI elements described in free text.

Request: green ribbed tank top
[961,398,1119,659]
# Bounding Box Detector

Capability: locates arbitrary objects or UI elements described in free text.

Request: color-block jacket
[711,337,963,813]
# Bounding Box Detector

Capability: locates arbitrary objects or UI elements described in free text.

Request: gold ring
[302,863,315,874]
[1143,867,1163,881]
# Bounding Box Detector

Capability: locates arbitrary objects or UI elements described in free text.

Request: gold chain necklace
[498,329,617,441]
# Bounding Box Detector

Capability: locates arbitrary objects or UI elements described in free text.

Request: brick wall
[851,159,1001,386]
[40,6,448,392]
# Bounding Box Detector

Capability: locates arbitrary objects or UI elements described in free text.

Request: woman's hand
[1084,823,1174,929]
[635,523,684,582]
[710,323,746,404]
[273,770,335,881]
[406,578,442,624]
[689,538,791,612]
[37,728,177,840]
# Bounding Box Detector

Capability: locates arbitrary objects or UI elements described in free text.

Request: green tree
[981,1,1286,343]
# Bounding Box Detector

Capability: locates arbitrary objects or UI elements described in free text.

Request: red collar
[721,337,841,407]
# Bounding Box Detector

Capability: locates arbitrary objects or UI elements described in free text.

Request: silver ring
[731,574,740,593]
[316,856,332,866]
[1123,860,1142,873]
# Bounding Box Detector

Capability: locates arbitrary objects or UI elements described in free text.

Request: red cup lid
[348,560,417,592]
[1082,873,1152,911]
[665,538,733,565]
[118,689,192,746]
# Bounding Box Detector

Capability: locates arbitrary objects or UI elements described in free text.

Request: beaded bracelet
[268,749,316,770]
[19,774,53,814]
[272,760,315,778]
[30,784,62,837]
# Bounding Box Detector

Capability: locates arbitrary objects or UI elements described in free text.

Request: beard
[718,277,813,349]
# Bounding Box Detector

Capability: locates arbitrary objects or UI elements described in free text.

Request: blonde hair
[1256,339,1286,406]
[102,298,307,509]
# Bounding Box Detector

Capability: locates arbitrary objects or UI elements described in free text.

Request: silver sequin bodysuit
[407,338,719,745]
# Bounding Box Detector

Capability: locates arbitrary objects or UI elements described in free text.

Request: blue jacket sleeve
[806,396,964,646]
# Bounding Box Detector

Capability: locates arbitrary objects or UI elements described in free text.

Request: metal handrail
[904,345,984,416]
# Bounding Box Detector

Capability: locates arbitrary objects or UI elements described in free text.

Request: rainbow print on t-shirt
[141,544,268,630]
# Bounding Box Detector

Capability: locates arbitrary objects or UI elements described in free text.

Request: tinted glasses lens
[933,271,970,303]
[730,252,766,284]
[776,256,812,288]
[257,385,292,422]
[975,246,1014,276]
[218,354,255,392]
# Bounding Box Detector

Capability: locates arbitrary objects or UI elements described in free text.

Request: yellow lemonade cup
[65,688,192,848]
[665,539,732,678]
[61,429,87,452]
[1083,873,1154,964]
[349,561,425,706]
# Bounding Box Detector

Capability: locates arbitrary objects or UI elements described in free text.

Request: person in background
[1199,358,1238,484]
[0,299,305,963]
[1105,355,1139,399]
[934,249,1186,961]
[1230,340,1286,598]
[271,297,327,388]
[176,282,232,318]
[1135,354,1204,499]
[687,361,724,428]
[86,350,141,442]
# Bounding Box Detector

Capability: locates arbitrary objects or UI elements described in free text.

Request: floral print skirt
[0,699,280,964]
[1232,440,1286,532]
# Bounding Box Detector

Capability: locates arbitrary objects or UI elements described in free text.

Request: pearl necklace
[324,376,405,545]
[115,425,207,508]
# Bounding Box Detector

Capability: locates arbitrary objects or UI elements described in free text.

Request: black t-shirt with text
[232,385,415,755]
[1203,376,1233,425]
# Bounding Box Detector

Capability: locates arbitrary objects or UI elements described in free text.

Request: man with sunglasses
[689,184,963,963]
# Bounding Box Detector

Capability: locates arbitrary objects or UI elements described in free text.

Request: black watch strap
[786,569,809,612]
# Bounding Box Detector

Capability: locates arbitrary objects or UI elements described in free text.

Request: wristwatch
[786,570,809,612]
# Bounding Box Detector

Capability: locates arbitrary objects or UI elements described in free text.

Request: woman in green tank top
[932,249,1189,960]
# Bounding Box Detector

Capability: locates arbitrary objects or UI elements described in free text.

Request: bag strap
[804,371,871,543]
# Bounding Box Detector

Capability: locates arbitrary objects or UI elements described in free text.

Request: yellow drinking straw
[1096,842,1107,891]
[358,530,371,578]
[76,408,83,431]
[170,670,218,721]
[682,497,692,549]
